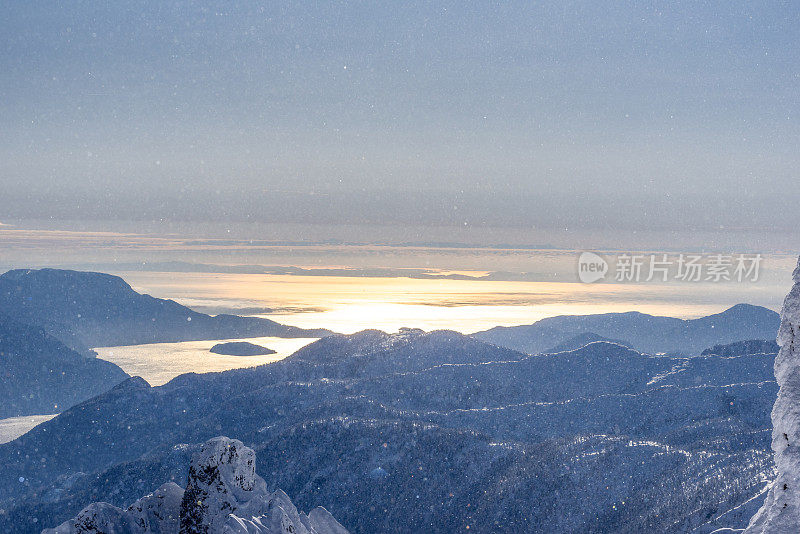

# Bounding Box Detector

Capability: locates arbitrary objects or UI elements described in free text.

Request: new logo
[578,252,608,283]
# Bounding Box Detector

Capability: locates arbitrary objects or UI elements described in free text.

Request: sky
[1,1,799,247]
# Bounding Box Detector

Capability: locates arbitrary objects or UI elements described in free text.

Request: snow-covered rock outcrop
[42,436,348,534]
[745,257,800,533]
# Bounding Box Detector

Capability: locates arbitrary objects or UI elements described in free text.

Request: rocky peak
[42,437,348,534]
[179,437,268,533]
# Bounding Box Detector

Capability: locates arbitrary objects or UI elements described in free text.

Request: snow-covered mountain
[0,314,129,418]
[745,257,800,533]
[0,329,779,533]
[472,303,780,355]
[43,436,347,534]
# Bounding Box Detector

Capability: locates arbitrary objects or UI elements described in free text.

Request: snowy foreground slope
[42,436,347,534]
[745,257,800,533]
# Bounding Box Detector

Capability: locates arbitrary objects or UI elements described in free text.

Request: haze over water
[120,266,792,335]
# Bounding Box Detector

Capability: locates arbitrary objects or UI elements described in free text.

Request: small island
[209,342,277,356]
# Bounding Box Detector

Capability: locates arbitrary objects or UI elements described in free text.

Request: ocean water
[0,414,57,444]
[94,336,317,386]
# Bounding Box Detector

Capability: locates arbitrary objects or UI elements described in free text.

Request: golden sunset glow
[121,271,784,334]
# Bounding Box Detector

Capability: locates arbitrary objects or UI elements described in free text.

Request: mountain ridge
[0,313,129,418]
[0,268,333,354]
[472,303,779,355]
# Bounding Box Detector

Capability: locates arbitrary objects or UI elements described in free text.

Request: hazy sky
[1,1,799,241]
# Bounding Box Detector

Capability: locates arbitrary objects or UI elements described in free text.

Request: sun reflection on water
[121,272,785,335]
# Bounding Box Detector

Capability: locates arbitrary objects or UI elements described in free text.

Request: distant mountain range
[472,303,780,355]
[0,314,129,418]
[0,268,332,354]
[0,330,778,533]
